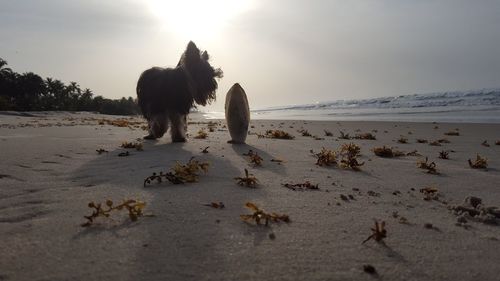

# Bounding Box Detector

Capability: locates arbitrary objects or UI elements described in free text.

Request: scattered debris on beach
[81,199,146,227]
[468,154,488,169]
[424,223,434,229]
[204,202,225,209]
[338,131,350,139]
[97,118,146,128]
[439,150,449,159]
[437,138,450,144]
[201,146,210,153]
[362,220,387,244]
[339,143,364,170]
[481,140,490,147]
[314,148,338,166]
[354,132,376,140]
[258,130,295,139]
[96,148,108,154]
[363,265,377,275]
[420,187,439,201]
[372,146,405,158]
[282,181,319,191]
[393,212,410,224]
[406,150,422,156]
[207,122,217,132]
[298,129,312,137]
[444,130,460,136]
[429,140,442,146]
[240,202,290,226]
[121,141,143,151]
[397,136,408,144]
[118,151,130,157]
[417,157,438,174]
[324,130,333,136]
[144,157,209,186]
[234,169,259,187]
[450,196,500,225]
[367,190,381,197]
[243,150,263,166]
[194,129,208,139]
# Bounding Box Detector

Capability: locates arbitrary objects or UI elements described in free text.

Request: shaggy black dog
[136,41,223,141]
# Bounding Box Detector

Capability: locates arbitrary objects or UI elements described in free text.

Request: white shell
[225,83,250,144]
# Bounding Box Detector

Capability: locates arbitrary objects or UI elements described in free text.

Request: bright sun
[147,0,253,40]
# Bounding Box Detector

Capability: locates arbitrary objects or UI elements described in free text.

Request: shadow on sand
[71,139,270,279]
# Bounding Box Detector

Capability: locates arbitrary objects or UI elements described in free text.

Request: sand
[1,111,499,281]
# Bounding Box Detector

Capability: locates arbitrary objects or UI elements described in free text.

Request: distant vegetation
[0,58,140,115]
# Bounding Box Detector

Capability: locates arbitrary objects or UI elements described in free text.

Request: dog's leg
[144,113,169,139]
[169,113,187,142]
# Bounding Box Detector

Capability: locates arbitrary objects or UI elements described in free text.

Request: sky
[1,0,499,111]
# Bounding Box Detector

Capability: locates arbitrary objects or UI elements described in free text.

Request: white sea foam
[204,89,500,123]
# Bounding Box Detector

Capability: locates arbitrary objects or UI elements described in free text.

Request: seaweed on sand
[240,202,290,226]
[81,199,146,227]
[144,157,209,186]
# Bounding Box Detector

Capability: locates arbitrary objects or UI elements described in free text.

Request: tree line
[0,58,139,115]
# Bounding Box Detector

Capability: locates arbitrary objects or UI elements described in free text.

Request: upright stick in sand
[225,83,250,144]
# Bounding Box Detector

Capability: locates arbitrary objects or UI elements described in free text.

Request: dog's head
[178,41,223,106]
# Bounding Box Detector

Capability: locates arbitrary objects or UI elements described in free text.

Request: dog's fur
[136,41,223,141]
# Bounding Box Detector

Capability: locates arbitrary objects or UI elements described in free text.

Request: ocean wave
[253,89,500,112]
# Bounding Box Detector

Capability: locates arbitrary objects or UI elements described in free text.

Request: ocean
[204,89,500,123]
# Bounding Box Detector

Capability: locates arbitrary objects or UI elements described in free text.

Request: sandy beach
[1,111,499,281]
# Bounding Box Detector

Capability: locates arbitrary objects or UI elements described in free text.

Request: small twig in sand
[362,220,387,244]
[81,199,146,227]
[338,131,350,140]
[417,157,438,174]
[203,202,225,209]
[240,202,290,226]
[234,169,259,187]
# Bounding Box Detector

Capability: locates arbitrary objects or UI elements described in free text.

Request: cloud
[1,0,499,110]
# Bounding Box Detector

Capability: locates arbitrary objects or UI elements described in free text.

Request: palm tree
[0,58,13,75]
[15,72,44,111]
[46,78,66,110]
[0,58,15,109]
[78,88,93,111]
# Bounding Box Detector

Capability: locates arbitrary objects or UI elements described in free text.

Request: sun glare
[147,0,253,40]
